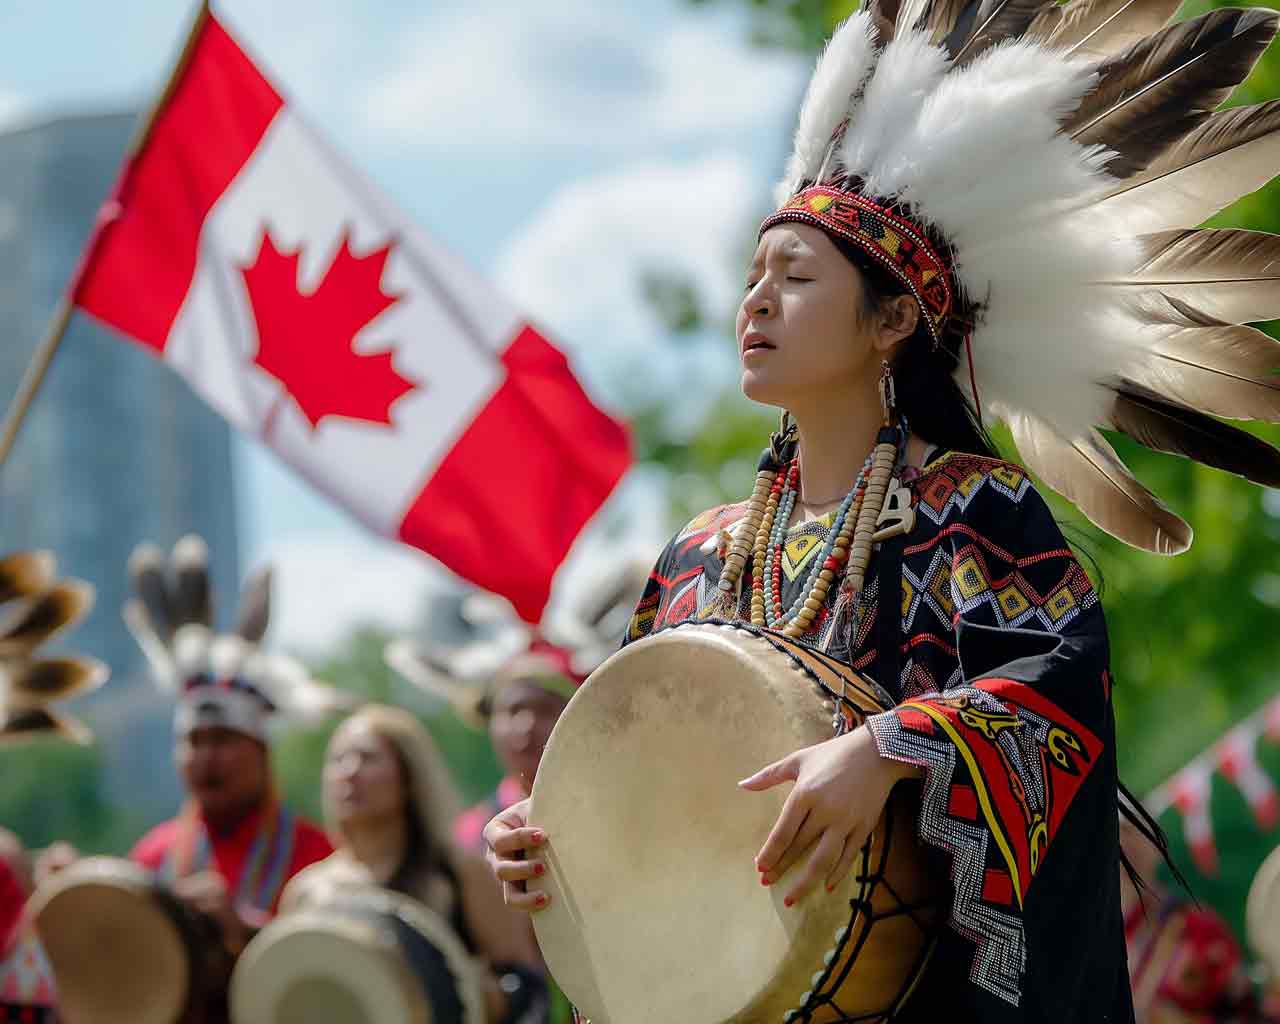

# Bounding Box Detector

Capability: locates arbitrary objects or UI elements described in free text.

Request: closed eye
[787,276,814,283]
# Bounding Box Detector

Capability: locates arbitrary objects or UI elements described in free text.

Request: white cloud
[363,0,802,152]
[497,153,757,351]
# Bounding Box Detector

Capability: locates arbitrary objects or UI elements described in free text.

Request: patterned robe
[626,450,1133,1023]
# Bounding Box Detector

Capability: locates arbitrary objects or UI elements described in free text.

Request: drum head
[1248,845,1280,978]
[230,886,484,1024]
[29,857,189,1024]
[531,623,894,1024]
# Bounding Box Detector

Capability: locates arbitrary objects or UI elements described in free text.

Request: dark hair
[828,234,998,460]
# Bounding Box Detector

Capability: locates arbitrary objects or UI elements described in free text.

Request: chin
[740,368,789,409]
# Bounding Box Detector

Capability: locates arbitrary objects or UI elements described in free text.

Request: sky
[0,1,807,652]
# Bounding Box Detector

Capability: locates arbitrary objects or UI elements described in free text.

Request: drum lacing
[782,798,940,1023]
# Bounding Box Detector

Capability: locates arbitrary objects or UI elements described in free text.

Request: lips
[742,331,775,354]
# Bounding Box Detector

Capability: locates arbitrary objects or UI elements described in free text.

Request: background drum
[531,621,941,1024]
[229,885,484,1024]
[28,856,228,1024]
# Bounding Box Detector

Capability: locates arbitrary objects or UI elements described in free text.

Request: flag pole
[0,0,212,469]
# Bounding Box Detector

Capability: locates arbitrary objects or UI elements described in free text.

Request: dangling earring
[879,361,897,428]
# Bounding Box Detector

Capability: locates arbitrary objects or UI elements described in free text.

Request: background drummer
[282,704,545,1023]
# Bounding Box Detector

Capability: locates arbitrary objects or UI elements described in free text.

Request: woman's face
[324,717,407,828]
[736,223,877,411]
[489,679,569,789]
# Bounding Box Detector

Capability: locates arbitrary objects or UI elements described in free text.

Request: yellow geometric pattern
[781,534,823,581]
[953,556,989,601]
[996,585,1032,619]
[1044,585,1078,623]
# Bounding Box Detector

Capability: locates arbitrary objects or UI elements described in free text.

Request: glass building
[0,111,241,816]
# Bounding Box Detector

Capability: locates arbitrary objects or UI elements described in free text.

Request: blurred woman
[282,704,544,1023]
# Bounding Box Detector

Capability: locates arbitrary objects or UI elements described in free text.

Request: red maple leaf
[240,228,417,429]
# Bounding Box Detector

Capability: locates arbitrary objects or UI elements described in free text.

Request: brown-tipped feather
[0,552,55,606]
[1111,381,1280,485]
[234,567,272,645]
[868,0,904,41]
[127,543,172,643]
[1140,322,1280,421]
[1028,0,1182,60]
[1009,414,1192,553]
[1067,8,1279,177]
[0,708,91,745]
[1104,229,1280,325]
[951,0,1047,63]
[1097,100,1280,233]
[171,535,212,629]
[11,657,109,703]
[0,582,94,655]
[915,0,982,49]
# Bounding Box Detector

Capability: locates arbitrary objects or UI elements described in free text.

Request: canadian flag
[72,10,630,623]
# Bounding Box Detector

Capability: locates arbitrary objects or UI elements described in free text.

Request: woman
[282,705,545,1023]
[484,3,1280,1021]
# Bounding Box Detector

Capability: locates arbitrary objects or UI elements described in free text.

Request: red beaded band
[760,186,954,345]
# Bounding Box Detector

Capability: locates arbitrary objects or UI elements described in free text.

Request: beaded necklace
[717,366,911,640]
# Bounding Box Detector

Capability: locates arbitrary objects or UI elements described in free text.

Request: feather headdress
[385,557,652,728]
[763,1,1280,554]
[0,551,107,745]
[124,536,353,740]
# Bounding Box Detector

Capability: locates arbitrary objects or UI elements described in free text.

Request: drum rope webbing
[785,799,940,1023]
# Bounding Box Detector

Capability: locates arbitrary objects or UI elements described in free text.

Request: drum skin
[531,622,939,1024]
[229,885,484,1024]
[28,856,197,1024]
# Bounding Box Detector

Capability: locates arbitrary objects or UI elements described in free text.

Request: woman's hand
[739,725,921,907]
[482,797,550,913]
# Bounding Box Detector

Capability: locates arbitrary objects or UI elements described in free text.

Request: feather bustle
[1066,8,1280,177]
[1009,413,1192,553]
[0,552,54,606]
[1101,229,1280,324]
[1111,381,1280,485]
[1028,0,1183,60]
[1139,322,1280,421]
[951,0,1048,64]
[1097,99,1280,233]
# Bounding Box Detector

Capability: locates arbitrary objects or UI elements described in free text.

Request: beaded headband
[759,186,954,346]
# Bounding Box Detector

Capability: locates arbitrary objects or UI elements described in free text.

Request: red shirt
[131,801,331,920]
[454,775,525,854]
[0,858,22,958]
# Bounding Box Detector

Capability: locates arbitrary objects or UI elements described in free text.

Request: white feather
[841,32,950,198]
[775,12,879,205]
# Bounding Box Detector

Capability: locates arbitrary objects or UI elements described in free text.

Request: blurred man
[122,537,345,947]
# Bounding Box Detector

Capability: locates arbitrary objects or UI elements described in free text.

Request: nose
[511,709,537,750]
[744,284,775,320]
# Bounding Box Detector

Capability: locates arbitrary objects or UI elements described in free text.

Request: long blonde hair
[324,704,462,882]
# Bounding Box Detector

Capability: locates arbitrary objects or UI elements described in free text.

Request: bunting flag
[1149,693,1280,876]
[70,9,631,623]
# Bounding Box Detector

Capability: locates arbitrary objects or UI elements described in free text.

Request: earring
[879,362,897,427]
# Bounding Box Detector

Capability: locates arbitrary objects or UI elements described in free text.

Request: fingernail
[534,862,545,876]
[825,883,835,893]
[760,875,770,887]
[784,896,794,908]
[535,893,548,906]
[532,831,545,843]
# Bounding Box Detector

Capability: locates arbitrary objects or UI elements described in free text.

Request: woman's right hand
[482,797,549,913]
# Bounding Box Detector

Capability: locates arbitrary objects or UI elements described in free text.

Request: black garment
[625,451,1134,1022]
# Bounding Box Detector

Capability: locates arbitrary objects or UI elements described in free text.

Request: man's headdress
[124,536,352,741]
[0,551,106,744]
[763,0,1280,553]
